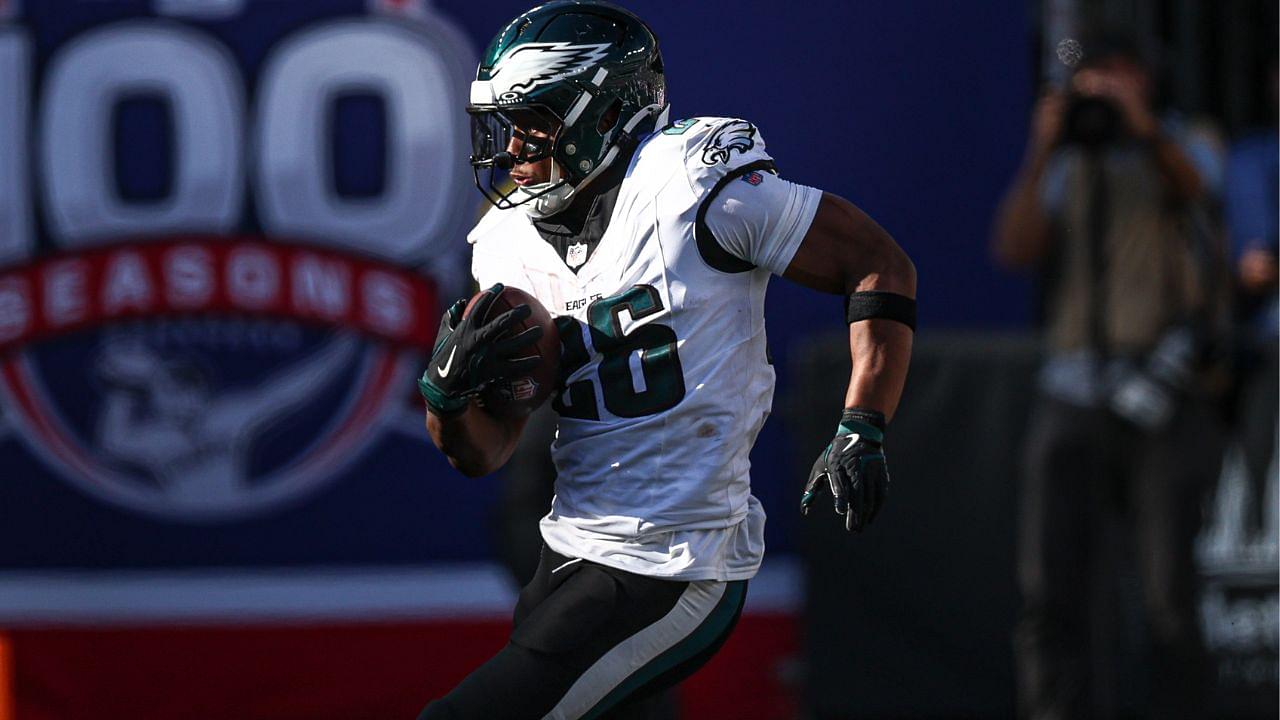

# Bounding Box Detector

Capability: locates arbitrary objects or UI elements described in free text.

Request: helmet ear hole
[597,99,623,134]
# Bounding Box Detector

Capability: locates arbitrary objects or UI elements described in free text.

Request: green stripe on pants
[580,580,747,720]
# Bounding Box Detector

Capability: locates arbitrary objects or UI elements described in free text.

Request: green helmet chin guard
[468,0,668,217]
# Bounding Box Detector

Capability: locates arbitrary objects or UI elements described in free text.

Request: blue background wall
[1,0,1036,568]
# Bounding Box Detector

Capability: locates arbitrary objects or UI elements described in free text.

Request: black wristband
[846,291,916,331]
[841,407,886,431]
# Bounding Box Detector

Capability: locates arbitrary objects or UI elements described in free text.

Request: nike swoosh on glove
[417,283,543,416]
[801,408,890,532]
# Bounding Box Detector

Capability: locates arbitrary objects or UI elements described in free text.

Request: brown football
[465,285,560,419]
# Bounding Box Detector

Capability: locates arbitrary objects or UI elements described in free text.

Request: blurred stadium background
[0,0,1274,718]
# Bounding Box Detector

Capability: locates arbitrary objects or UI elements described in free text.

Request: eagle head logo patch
[701,120,758,165]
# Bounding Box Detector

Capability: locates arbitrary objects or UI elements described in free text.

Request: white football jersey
[469,117,821,581]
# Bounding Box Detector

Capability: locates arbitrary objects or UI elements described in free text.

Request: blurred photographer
[1223,59,1278,533]
[992,36,1229,720]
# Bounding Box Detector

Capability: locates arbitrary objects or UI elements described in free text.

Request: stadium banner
[0,0,479,550]
[0,0,486,715]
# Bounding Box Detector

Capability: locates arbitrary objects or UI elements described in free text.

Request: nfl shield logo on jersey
[566,242,589,268]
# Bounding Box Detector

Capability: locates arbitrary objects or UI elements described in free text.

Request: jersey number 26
[553,284,685,420]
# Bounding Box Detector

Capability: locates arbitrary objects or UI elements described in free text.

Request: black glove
[801,408,890,532]
[417,284,543,416]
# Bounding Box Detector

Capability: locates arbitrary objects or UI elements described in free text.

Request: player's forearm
[831,210,915,420]
[844,320,913,421]
[425,406,522,477]
[781,192,916,418]
[844,255,914,423]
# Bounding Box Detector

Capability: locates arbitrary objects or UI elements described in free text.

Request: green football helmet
[468,1,668,217]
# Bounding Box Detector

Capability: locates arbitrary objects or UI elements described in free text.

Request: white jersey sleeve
[678,117,821,275]
[701,169,821,275]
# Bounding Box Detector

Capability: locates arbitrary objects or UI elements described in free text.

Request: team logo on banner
[0,12,476,520]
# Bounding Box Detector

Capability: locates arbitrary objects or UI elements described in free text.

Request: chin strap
[521,160,574,218]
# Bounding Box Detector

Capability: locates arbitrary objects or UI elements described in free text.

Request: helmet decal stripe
[562,91,593,127]
[489,42,611,96]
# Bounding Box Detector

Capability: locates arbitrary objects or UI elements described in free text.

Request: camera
[1109,326,1198,431]
[1059,93,1124,147]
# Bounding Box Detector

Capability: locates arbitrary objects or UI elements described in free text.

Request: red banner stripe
[0,238,439,355]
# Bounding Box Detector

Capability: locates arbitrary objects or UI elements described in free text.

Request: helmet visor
[467,106,561,168]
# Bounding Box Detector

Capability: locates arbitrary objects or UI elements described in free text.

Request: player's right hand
[417,284,543,416]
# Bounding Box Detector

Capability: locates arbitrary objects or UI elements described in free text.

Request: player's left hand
[801,408,890,532]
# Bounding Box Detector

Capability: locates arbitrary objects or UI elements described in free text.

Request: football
[466,285,560,418]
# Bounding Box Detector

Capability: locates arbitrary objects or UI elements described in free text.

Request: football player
[417,2,916,718]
